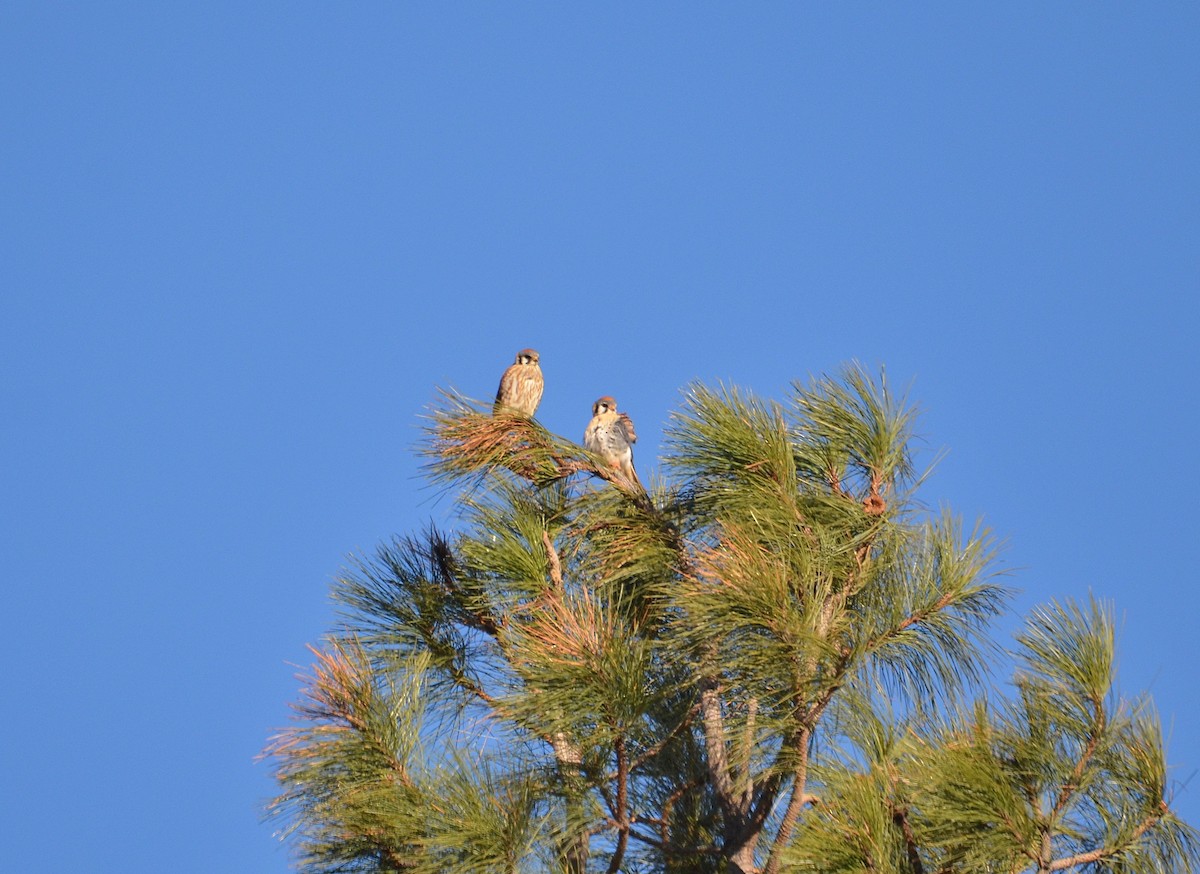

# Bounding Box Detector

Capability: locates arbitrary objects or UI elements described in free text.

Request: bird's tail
[621,461,644,491]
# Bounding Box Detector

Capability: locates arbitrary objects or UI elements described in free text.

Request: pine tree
[264,364,1196,873]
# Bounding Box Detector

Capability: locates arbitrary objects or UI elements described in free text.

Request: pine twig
[605,735,631,874]
[1046,806,1164,871]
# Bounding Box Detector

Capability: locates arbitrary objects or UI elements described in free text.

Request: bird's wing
[583,416,602,452]
[617,412,637,445]
[494,365,518,409]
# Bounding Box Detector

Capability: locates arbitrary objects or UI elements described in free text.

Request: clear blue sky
[3,4,1197,870]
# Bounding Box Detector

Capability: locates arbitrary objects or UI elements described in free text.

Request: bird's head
[515,348,540,365]
[592,396,618,415]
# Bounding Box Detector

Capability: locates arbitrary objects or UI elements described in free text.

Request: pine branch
[1045,805,1163,870]
[425,389,656,511]
[605,735,631,874]
[893,805,926,874]
[1048,696,1105,820]
[541,530,563,590]
[762,725,813,874]
[605,700,702,778]
[698,669,738,808]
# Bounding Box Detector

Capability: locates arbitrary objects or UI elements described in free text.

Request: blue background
[3,4,1197,870]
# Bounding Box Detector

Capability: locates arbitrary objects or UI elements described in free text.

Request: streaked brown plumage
[493,348,543,417]
[583,396,641,488]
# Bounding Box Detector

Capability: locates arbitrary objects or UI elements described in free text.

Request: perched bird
[583,396,642,488]
[493,348,544,417]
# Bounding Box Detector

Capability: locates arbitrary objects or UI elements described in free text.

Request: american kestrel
[583,396,641,488]
[493,349,544,417]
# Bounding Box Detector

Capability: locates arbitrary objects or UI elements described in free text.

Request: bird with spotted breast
[493,348,543,417]
[583,396,642,489]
